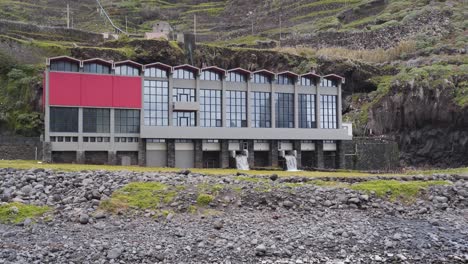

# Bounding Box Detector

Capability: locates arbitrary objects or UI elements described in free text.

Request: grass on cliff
[100,182,177,213]
[350,180,451,201]
[0,202,51,224]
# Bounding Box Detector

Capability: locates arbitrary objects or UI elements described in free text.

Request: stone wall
[0,136,42,160]
[344,138,399,171]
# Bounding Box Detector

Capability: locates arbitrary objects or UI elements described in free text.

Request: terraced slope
[1,0,465,49]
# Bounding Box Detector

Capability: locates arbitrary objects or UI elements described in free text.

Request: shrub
[196,194,214,206]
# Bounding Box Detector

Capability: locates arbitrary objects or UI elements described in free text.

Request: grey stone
[348,197,360,204]
[107,247,123,259]
[213,220,223,230]
[255,244,267,256]
[270,174,278,181]
[79,214,89,225]
[283,200,294,209]
[434,196,448,203]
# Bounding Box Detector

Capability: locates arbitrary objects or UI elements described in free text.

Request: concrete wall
[0,136,42,160]
[344,138,399,171]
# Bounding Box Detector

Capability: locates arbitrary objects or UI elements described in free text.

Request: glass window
[144,80,169,126]
[173,111,196,127]
[226,91,247,127]
[276,75,294,85]
[275,93,294,128]
[200,70,221,81]
[50,107,78,132]
[200,89,222,127]
[252,73,271,84]
[320,78,338,87]
[300,77,313,86]
[83,62,111,74]
[320,95,337,129]
[226,72,247,82]
[251,92,271,128]
[299,94,316,128]
[144,67,168,78]
[173,88,196,102]
[115,65,140,76]
[83,108,110,133]
[173,69,195,79]
[50,60,79,72]
[115,109,140,133]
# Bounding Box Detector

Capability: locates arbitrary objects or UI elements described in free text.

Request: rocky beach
[0,168,467,263]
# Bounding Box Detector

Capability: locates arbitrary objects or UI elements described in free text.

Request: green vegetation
[196,193,214,206]
[0,202,50,224]
[350,180,451,201]
[2,160,468,178]
[100,182,177,213]
[0,54,44,136]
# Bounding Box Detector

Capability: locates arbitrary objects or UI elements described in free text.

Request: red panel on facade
[49,72,81,106]
[48,72,141,108]
[81,74,113,107]
[113,76,141,108]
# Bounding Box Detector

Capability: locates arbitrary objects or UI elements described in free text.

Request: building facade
[43,56,352,169]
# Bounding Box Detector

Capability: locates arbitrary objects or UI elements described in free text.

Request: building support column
[138,139,146,166]
[269,140,279,168]
[293,140,302,169]
[336,140,346,169]
[108,151,117,165]
[194,139,203,168]
[167,139,175,168]
[76,151,85,164]
[247,140,254,169]
[42,142,52,163]
[315,140,324,169]
[220,140,230,168]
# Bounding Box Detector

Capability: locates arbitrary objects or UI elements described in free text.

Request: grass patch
[1,160,468,178]
[100,182,176,213]
[0,202,50,224]
[350,180,451,201]
[196,194,214,206]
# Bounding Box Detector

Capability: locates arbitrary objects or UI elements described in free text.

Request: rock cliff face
[367,74,468,167]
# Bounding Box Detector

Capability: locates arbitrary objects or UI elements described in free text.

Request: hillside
[1,0,465,48]
[0,0,467,168]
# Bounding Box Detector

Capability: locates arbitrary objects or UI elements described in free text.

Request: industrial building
[43,56,352,169]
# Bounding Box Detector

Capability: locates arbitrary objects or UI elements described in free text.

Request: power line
[95,0,127,34]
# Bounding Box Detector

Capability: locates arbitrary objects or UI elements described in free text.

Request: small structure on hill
[145,21,173,40]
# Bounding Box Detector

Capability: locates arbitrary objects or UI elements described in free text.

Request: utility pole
[125,16,128,33]
[194,14,197,42]
[67,3,70,28]
[279,14,282,48]
[248,11,254,35]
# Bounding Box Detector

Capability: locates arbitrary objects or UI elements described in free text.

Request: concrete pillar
[42,142,52,163]
[167,139,175,168]
[336,140,346,169]
[337,82,343,129]
[271,79,276,128]
[294,81,298,128]
[220,140,230,168]
[315,140,324,169]
[247,140,254,168]
[194,139,203,168]
[293,140,302,169]
[108,151,117,165]
[269,140,279,168]
[316,78,322,129]
[168,74,174,126]
[76,151,85,164]
[138,139,146,166]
